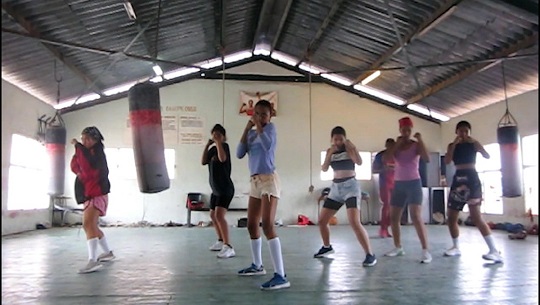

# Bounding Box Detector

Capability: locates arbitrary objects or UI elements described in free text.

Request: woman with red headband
[383,117,432,263]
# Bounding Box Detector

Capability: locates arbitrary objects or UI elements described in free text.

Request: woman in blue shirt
[236,100,290,290]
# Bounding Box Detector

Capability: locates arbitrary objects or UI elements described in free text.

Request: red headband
[399,117,413,128]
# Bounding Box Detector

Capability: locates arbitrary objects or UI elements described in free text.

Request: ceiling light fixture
[270,51,299,66]
[298,63,325,75]
[163,67,201,80]
[152,64,163,76]
[123,1,137,20]
[199,58,223,69]
[353,84,405,105]
[223,51,253,63]
[103,82,137,96]
[361,70,381,85]
[321,73,353,86]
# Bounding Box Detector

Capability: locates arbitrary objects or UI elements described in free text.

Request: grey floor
[1,224,538,305]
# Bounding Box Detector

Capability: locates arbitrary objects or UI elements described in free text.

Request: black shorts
[210,194,234,209]
[322,197,357,210]
[447,169,482,211]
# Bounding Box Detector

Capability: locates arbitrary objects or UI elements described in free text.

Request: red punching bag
[45,114,66,196]
[497,111,523,198]
[128,83,170,193]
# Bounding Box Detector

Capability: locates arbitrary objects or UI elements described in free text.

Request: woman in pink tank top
[382,117,432,264]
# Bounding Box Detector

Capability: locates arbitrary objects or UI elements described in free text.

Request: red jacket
[70,142,110,202]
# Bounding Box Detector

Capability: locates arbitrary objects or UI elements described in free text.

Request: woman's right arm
[237,120,254,159]
[444,136,461,164]
[201,139,212,165]
[321,148,333,172]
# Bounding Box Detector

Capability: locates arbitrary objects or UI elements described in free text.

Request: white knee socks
[483,235,497,253]
[250,238,263,268]
[268,237,285,277]
[87,238,99,262]
[99,236,111,253]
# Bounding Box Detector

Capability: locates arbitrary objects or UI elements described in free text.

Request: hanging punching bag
[497,112,523,197]
[45,118,66,196]
[128,83,170,193]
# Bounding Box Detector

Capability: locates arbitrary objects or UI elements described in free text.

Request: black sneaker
[363,254,377,267]
[314,245,335,258]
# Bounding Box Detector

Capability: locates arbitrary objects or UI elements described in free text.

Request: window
[523,134,538,215]
[471,143,503,215]
[320,151,372,181]
[105,148,176,179]
[7,134,49,210]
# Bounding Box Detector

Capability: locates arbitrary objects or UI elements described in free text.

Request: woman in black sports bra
[443,121,503,263]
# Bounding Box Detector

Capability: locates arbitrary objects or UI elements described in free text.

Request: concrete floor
[1,225,538,305]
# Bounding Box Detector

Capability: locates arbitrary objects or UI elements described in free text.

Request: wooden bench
[186,206,248,227]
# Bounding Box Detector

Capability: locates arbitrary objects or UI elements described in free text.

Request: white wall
[1,80,57,235]
[61,62,442,227]
[441,90,539,224]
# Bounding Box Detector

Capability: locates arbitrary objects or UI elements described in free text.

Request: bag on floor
[237,217,247,227]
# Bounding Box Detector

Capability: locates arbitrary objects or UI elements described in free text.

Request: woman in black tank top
[443,121,503,263]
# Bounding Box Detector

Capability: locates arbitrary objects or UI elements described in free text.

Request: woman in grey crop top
[443,120,503,263]
[313,126,377,267]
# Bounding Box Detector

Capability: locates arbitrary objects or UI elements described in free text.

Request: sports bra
[452,142,476,165]
[330,149,355,171]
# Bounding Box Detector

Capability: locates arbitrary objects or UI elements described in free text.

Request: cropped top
[330,148,355,171]
[452,142,476,165]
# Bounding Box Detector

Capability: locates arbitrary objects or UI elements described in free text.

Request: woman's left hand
[70,138,78,145]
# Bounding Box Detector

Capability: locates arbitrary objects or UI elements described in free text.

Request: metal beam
[270,0,293,52]
[251,0,273,53]
[406,32,539,105]
[1,27,201,69]
[2,3,104,95]
[214,0,225,55]
[353,0,462,84]
[299,0,345,62]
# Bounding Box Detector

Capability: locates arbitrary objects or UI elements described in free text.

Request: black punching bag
[45,122,66,196]
[497,112,522,197]
[128,83,170,193]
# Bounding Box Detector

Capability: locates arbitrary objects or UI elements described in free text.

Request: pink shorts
[83,195,109,216]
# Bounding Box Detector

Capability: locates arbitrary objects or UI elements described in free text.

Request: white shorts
[249,172,281,199]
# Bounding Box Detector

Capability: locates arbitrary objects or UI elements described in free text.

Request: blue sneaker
[260,273,291,290]
[314,245,335,258]
[363,254,377,267]
[237,264,266,276]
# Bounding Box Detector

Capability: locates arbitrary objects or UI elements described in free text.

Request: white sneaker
[209,240,223,251]
[78,260,102,274]
[384,247,405,257]
[421,251,432,264]
[217,244,236,259]
[444,247,461,257]
[97,251,115,262]
[482,251,503,263]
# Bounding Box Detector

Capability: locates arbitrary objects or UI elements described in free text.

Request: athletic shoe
[379,229,392,238]
[482,251,503,263]
[313,245,335,258]
[443,247,461,257]
[384,247,405,257]
[420,251,432,264]
[260,273,291,290]
[238,264,266,276]
[363,254,377,267]
[209,240,223,251]
[217,245,236,259]
[78,260,102,274]
[97,251,115,262]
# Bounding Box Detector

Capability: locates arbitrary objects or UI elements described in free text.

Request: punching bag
[45,120,66,196]
[497,111,522,197]
[128,83,170,193]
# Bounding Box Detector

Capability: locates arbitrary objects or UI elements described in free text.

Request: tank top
[452,142,476,165]
[330,148,355,171]
[394,142,420,181]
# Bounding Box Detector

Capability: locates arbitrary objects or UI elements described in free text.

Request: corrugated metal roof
[1,0,538,119]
